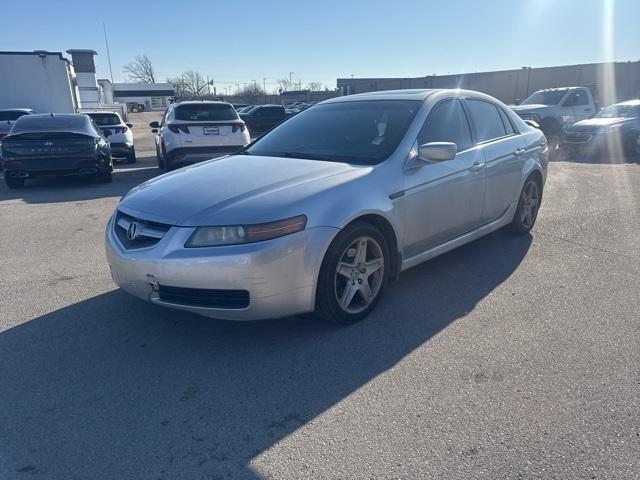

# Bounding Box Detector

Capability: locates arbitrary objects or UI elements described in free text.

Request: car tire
[623,131,639,158]
[5,176,25,189]
[96,171,112,183]
[509,174,542,234]
[315,222,389,325]
[127,149,137,164]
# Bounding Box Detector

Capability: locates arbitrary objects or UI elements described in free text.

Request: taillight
[168,124,190,134]
[232,124,246,133]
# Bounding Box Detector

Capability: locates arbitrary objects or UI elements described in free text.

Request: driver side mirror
[418,142,457,162]
[151,129,158,134]
[149,121,160,129]
[126,123,133,128]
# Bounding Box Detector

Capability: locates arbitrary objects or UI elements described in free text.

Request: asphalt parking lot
[0,117,639,479]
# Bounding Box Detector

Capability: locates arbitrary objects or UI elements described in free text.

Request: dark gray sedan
[563,100,640,158]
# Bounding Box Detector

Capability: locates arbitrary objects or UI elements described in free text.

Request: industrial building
[111,83,175,110]
[337,61,640,106]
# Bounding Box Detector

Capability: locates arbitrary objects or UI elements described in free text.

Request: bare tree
[238,83,267,103]
[168,71,210,97]
[277,78,293,93]
[122,55,156,83]
[307,81,323,91]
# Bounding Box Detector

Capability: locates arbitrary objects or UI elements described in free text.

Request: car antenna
[50,112,55,117]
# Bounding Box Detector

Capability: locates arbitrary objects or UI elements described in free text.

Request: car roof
[612,99,640,106]
[321,88,510,104]
[0,108,33,113]
[174,101,232,107]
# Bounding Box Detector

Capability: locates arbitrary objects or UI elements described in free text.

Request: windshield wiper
[281,151,335,161]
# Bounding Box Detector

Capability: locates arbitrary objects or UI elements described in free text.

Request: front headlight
[185,215,307,248]
[608,124,623,132]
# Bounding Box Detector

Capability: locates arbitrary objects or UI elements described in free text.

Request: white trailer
[0,51,78,113]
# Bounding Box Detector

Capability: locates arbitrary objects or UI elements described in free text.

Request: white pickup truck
[511,87,598,146]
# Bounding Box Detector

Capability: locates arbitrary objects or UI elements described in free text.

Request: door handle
[583,108,592,112]
[514,148,526,157]
[469,161,484,172]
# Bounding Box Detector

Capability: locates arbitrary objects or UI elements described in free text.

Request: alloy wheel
[520,180,540,229]
[334,236,384,314]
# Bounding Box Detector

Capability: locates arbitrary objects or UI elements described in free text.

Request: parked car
[2,113,112,188]
[0,108,34,140]
[563,99,640,158]
[239,104,287,134]
[126,102,145,113]
[106,89,547,324]
[511,87,598,147]
[0,109,34,172]
[86,111,136,164]
[150,101,250,171]
[236,105,254,114]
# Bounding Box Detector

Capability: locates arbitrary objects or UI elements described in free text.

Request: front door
[400,98,487,258]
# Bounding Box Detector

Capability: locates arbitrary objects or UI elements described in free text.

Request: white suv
[150,101,250,171]
[86,111,136,163]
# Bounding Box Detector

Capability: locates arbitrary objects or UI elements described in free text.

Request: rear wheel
[623,131,639,158]
[127,148,137,164]
[5,176,25,189]
[315,222,388,324]
[509,175,541,234]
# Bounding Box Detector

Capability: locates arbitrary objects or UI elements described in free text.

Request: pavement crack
[536,230,640,263]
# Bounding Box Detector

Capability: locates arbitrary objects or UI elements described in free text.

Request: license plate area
[203,127,220,135]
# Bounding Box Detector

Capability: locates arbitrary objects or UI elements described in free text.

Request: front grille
[564,132,593,144]
[158,285,250,309]
[114,210,171,249]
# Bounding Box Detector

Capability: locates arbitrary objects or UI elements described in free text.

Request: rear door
[464,98,525,222]
[400,98,487,257]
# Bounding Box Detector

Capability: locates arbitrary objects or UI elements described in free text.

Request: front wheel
[509,176,541,234]
[315,222,388,325]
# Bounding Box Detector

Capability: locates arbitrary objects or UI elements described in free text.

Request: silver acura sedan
[106,89,548,324]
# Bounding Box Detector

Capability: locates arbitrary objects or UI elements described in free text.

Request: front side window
[417,99,472,151]
[564,90,589,107]
[498,108,516,135]
[466,99,508,143]
[521,90,568,106]
[245,100,421,165]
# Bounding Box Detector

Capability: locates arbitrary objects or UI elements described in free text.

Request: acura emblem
[127,222,139,240]
[44,141,54,146]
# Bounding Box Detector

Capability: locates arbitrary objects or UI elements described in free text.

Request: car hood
[565,116,635,132]
[510,104,552,114]
[119,154,371,226]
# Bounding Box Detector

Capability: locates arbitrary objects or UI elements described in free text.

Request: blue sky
[2,0,639,92]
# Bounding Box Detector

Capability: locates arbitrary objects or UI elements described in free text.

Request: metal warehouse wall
[337,61,640,106]
[0,52,78,113]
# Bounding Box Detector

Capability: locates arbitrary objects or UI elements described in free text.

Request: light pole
[289,72,294,86]
[263,77,267,91]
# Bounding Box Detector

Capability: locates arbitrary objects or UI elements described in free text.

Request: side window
[565,89,588,106]
[466,99,507,143]
[498,108,515,135]
[417,99,472,152]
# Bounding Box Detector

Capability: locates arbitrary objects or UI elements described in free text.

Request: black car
[563,100,640,158]
[239,105,287,135]
[1,113,113,189]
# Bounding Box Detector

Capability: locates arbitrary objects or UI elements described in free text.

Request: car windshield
[175,103,239,121]
[596,104,640,118]
[87,113,121,126]
[0,111,29,122]
[521,90,568,105]
[244,100,420,165]
[11,115,88,133]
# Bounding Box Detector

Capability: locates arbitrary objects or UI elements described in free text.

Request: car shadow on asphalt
[0,156,161,204]
[0,231,532,479]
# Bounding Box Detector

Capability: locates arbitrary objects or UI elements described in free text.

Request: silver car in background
[106,89,548,324]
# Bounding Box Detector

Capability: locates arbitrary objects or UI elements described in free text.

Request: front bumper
[105,213,338,320]
[563,131,622,156]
